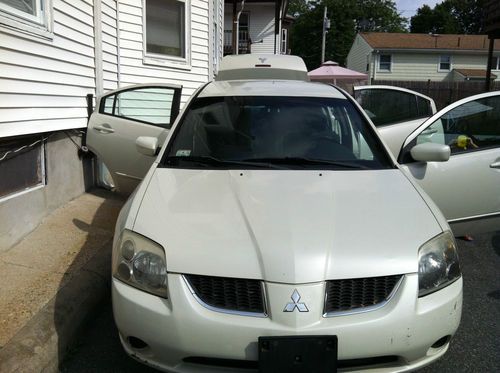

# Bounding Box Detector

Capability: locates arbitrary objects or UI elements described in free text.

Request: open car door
[398,91,500,235]
[354,86,436,157]
[87,84,182,194]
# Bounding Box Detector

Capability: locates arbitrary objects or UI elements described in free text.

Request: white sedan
[84,55,478,372]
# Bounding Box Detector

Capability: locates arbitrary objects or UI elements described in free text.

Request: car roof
[215,54,309,82]
[199,80,347,99]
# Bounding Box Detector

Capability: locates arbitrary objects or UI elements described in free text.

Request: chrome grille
[324,275,403,315]
[184,274,265,315]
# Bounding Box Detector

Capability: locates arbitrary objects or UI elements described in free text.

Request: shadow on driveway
[53,188,125,371]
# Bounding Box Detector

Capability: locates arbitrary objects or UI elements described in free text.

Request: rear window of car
[163,96,393,170]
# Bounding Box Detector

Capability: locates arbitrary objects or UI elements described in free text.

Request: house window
[0,135,45,200]
[439,55,451,71]
[144,0,190,65]
[379,55,391,71]
[0,0,51,36]
[491,56,500,70]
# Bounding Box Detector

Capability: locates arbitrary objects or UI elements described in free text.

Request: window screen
[0,0,36,15]
[145,0,185,58]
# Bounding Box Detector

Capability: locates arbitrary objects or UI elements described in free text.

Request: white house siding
[116,0,212,105]
[0,0,96,137]
[101,0,119,92]
[211,0,224,75]
[371,52,500,82]
[246,3,275,54]
[346,34,373,76]
[224,2,277,54]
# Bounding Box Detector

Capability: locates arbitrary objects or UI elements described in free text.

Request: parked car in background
[354,85,437,156]
[86,55,464,372]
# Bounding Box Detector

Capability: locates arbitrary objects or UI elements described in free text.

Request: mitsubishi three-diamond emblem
[283,289,309,312]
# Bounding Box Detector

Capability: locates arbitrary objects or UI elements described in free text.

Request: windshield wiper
[240,157,368,169]
[164,155,286,169]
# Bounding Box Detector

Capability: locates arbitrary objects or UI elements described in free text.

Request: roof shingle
[360,33,500,51]
[454,69,497,78]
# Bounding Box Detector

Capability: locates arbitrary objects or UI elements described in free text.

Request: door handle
[489,161,500,169]
[93,125,114,134]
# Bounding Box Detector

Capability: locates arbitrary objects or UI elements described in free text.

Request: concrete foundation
[0,132,94,251]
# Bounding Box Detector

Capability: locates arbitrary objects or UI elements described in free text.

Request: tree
[289,0,407,70]
[410,0,485,34]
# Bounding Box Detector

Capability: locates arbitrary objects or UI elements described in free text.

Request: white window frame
[378,54,392,72]
[0,0,53,39]
[142,0,192,70]
[438,55,452,72]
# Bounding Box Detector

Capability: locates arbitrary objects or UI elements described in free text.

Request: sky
[396,0,441,19]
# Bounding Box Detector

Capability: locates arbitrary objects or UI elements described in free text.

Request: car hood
[133,168,441,283]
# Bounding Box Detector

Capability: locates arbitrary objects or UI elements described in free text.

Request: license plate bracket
[258,335,338,373]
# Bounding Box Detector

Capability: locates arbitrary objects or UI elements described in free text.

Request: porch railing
[223,30,251,55]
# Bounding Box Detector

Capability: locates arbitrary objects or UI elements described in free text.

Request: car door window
[100,87,180,128]
[355,89,432,127]
[414,95,500,154]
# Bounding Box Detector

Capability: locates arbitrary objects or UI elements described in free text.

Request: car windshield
[163,96,393,170]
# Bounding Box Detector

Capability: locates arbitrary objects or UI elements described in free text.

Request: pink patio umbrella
[308,61,368,85]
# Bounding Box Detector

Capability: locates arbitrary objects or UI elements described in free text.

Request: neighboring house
[0,0,225,250]
[223,0,290,55]
[347,33,500,82]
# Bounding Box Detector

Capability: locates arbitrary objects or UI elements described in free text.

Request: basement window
[0,135,45,200]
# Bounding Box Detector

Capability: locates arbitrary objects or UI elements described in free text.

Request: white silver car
[84,54,500,372]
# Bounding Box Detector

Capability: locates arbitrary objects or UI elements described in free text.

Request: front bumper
[112,273,462,373]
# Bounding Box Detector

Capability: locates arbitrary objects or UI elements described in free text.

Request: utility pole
[321,7,330,64]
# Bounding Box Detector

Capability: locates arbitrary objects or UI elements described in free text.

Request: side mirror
[410,142,450,162]
[136,136,158,157]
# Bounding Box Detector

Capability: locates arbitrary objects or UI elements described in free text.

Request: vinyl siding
[102,0,119,92]
[372,52,500,82]
[117,0,211,104]
[224,3,277,54]
[346,34,373,76]
[0,0,217,138]
[246,3,275,54]
[0,0,96,137]
[210,0,223,76]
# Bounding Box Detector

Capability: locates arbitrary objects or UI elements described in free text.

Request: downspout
[93,0,103,96]
[116,0,122,88]
[235,0,246,55]
[274,0,281,53]
[232,0,237,53]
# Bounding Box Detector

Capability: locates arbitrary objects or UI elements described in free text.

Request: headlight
[113,230,168,298]
[418,231,461,297]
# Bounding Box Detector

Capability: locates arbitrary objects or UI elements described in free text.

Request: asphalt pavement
[61,232,500,373]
